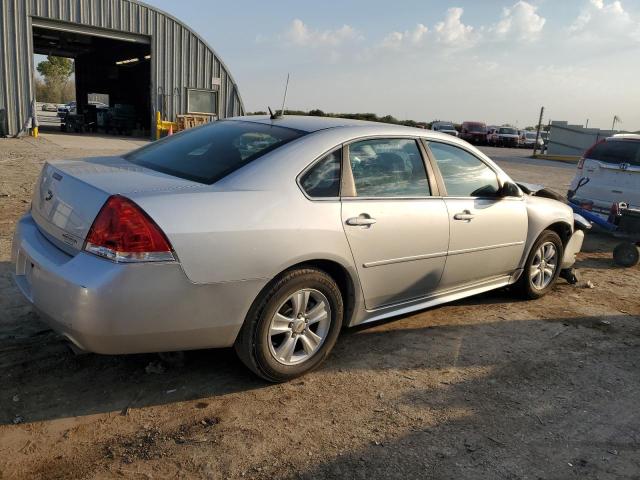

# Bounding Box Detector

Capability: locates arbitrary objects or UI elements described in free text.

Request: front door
[426,141,528,289]
[341,138,450,309]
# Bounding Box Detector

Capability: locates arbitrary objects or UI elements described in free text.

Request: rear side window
[126,121,305,184]
[348,138,430,197]
[300,149,342,198]
[588,140,640,166]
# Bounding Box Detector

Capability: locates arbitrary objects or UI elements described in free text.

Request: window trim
[422,139,508,200]
[341,136,436,200]
[296,146,344,201]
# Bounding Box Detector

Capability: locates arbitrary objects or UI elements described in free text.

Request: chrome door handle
[346,215,377,226]
[454,210,475,221]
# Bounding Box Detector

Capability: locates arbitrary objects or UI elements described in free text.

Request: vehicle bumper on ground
[561,230,585,269]
[11,214,265,354]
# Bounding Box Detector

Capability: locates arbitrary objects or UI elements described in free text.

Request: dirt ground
[0,137,639,479]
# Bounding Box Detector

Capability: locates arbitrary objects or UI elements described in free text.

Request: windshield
[126,121,306,184]
[499,128,517,135]
[525,132,537,139]
[437,124,455,130]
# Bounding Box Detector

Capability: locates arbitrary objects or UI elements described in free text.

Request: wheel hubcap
[530,242,558,290]
[268,288,331,365]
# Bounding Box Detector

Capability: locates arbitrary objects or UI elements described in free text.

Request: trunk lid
[32,157,205,255]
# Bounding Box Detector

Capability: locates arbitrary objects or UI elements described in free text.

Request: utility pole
[533,106,544,157]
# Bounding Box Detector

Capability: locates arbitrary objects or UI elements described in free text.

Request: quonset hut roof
[0,0,244,136]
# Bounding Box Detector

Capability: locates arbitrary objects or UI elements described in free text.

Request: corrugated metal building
[0,0,244,137]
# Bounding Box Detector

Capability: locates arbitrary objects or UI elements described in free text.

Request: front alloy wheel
[530,242,559,290]
[517,230,564,299]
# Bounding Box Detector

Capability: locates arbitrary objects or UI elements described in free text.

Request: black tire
[613,242,639,268]
[235,268,343,382]
[516,230,564,299]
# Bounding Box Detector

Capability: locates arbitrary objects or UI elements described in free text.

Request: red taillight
[84,195,175,263]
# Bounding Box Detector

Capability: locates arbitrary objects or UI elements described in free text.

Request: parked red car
[460,121,488,145]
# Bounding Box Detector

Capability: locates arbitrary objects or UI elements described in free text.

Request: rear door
[341,138,449,310]
[582,139,640,209]
[425,141,527,290]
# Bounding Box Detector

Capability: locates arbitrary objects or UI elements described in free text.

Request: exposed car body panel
[518,195,574,269]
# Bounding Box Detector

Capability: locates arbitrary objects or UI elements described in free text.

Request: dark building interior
[32,26,151,131]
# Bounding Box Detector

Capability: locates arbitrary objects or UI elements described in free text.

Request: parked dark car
[460,121,487,145]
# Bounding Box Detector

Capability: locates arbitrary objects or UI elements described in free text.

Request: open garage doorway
[32,21,151,138]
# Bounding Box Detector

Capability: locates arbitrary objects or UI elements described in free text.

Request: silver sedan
[12,116,586,381]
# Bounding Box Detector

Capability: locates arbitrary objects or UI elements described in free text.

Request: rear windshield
[126,120,306,184]
[587,140,640,166]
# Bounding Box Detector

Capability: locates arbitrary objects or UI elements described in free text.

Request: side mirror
[500,181,522,198]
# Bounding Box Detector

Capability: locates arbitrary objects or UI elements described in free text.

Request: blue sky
[147,1,639,128]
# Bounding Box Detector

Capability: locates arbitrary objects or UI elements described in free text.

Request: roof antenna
[270,73,290,120]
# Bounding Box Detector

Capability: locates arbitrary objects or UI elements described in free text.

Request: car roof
[610,134,640,142]
[230,115,428,134]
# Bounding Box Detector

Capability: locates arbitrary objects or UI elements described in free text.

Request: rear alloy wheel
[267,289,332,365]
[517,230,564,299]
[235,268,343,382]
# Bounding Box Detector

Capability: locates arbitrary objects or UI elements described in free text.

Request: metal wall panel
[0,0,244,137]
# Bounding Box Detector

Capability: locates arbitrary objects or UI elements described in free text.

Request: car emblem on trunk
[45,190,53,201]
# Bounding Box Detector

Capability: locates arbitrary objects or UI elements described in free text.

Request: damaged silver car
[12,116,587,381]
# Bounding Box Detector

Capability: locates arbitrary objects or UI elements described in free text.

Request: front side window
[348,139,430,197]
[126,120,305,184]
[428,142,500,197]
[300,149,342,198]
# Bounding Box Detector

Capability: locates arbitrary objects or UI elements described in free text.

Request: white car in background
[568,134,640,213]
[519,131,544,150]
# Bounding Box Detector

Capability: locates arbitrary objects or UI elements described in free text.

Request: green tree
[36,56,74,103]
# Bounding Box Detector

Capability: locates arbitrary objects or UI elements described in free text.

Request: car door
[425,141,528,290]
[341,138,449,310]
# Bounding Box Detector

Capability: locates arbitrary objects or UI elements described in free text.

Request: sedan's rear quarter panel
[129,131,368,287]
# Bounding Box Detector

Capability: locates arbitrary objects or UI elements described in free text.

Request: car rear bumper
[11,213,266,354]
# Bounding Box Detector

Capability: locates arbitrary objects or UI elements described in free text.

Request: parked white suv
[568,135,640,213]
